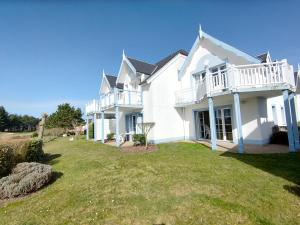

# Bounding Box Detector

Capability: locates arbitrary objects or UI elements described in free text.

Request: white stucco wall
[95,118,116,140]
[142,54,186,143]
[267,94,300,126]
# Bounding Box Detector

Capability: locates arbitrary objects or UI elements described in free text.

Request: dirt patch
[121,145,157,153]
[0,133,31,145]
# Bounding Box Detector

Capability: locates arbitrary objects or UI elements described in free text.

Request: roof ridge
[127,57,156,66]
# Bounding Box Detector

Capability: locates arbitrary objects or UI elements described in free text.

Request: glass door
[195,111,210,140]
[215,108,233,141]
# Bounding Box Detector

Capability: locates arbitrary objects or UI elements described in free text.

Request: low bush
[106,133,115,141]
[270,131,288,145]
[0,162,52,199]
[89,123,94,139]
[31,132,38,138]
[24,139,44,162]
[13,139,44,163]
[132,134,146,146]
[0,145,14,177]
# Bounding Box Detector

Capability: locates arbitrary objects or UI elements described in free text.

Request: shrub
[89,123,94,139]
[0,145,14,177]
[43,128,65,137]
[107,133,115,141]
[0,162,52,199]
[31,132,38,138]
[270,131,288,145]
[132,134,146,146]
[24,139,44,162]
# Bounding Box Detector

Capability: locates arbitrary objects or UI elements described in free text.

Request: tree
[137,122,155,149]
[0,106,9,131]
[46,103,84,131]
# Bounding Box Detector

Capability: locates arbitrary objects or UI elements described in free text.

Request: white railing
[85,99,101,115]
[86,89,143,114]
[115,90,142,106]
[175,60,296,105]
[231,61,294,90]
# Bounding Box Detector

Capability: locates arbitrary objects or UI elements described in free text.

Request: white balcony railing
[86,89,143,115]
[85,99,101,115]
[175,60,296,106]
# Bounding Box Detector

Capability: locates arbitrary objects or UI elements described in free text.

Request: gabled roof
[256,53,268,63]
[179,28,260,79]
[127,57,157,75]
[127,49,188,76]
[153,49,188,74]
[105,74,124,89]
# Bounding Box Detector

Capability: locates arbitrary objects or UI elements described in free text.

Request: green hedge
[132,134,146,146]
[270,131,288,145]
[24,139,44,162]
[89,123,94,139]
[0,140,44,177]
[0,145,14,177]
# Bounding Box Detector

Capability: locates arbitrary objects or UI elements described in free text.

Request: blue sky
[0,0,299,117]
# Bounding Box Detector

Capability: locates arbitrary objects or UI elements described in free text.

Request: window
[192,71,206,85]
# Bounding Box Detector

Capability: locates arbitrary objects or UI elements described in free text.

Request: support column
[283,90,296,152]
[115,106,120,147]
[86,117,89,140]
[93,113,97,142]
[101,111,105,144]
[289,92,300,150]
[208,97,217,150]
[233,92,244,154]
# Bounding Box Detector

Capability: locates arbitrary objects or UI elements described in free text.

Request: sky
[0,0,299,117]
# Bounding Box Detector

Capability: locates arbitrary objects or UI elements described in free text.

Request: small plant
[106,133,115,141]
[137,122,155,149]
[270,131,288,145]
[132,134,146,146]
[31,132,38,138]
[0,162,52,199]
[0,145,14,177]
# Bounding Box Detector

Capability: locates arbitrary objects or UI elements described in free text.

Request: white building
[86,27,300,153]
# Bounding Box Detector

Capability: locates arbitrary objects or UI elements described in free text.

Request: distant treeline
[0,106,40,132]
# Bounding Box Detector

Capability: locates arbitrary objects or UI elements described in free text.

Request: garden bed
[121,144,157,153]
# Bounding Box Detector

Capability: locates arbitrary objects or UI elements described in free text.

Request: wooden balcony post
[86,117,89,140]
[283,90,296,152]
[233,92,244,153]
[208,97,217,150]
[115,106,120,147]
[289,92,300,150]
[93,113,97,142]
[101,111,105,144]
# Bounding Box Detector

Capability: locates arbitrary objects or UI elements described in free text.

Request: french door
[195,108,232,141]
[215,108,233,141]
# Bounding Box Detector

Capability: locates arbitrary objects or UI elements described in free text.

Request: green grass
[0,138,300,225]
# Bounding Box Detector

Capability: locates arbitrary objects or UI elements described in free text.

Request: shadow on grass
[41,153,62,165]
[49,171,63,185]
[283,184,300,197]
[220,152,300,197]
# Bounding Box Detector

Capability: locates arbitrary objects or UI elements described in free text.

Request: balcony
[86,89,143,115]
[175,60,296,106]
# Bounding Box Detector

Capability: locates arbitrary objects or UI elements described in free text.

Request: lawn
[0,138,299,225]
